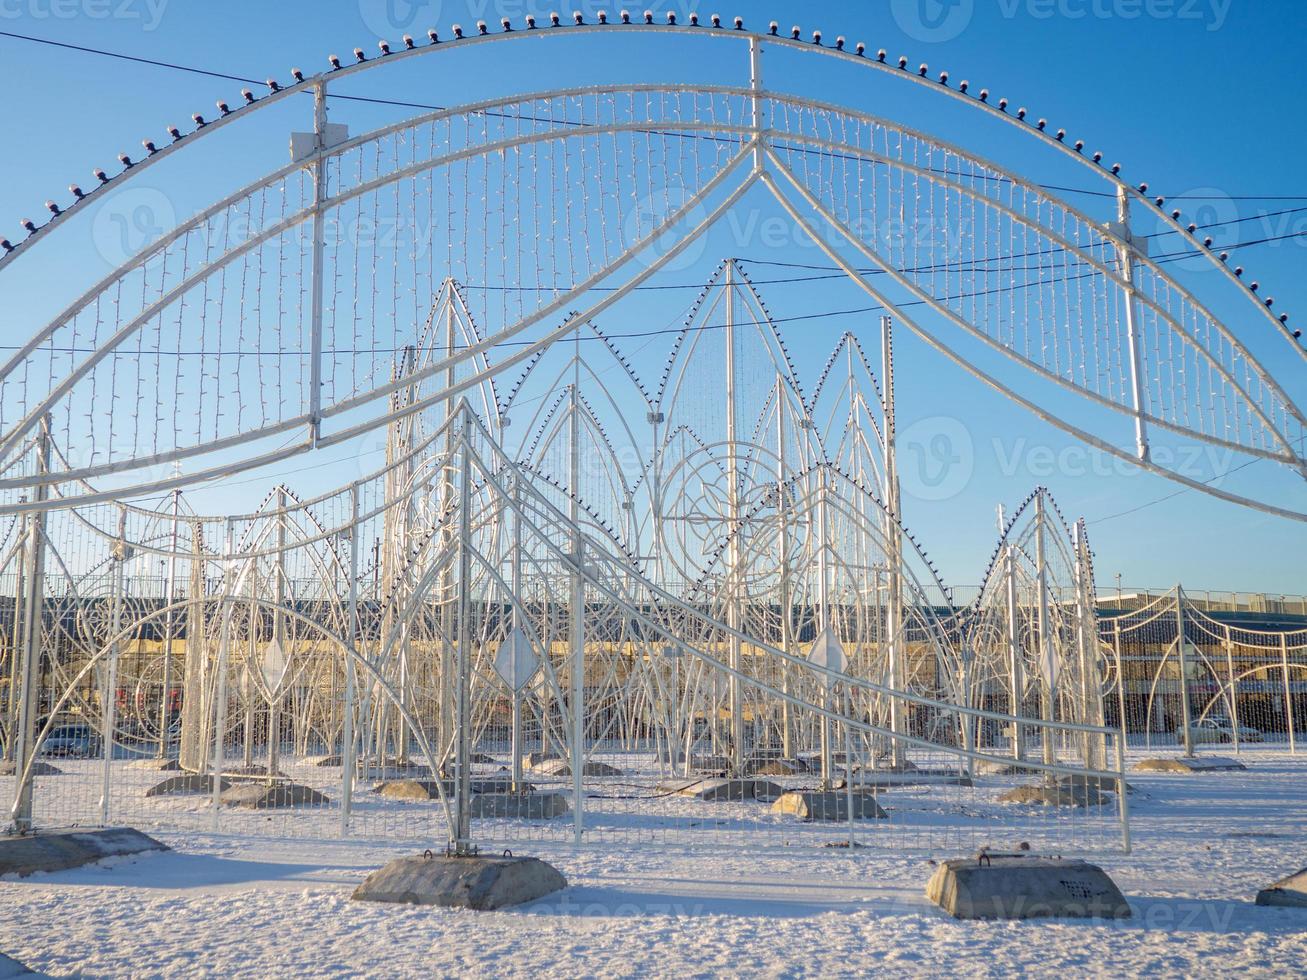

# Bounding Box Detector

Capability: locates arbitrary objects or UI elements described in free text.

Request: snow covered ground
[2,748,1305,978]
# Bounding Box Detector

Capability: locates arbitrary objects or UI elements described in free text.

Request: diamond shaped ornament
[261,637,289,697]
[495,626,540,693]
[807,626,847,684]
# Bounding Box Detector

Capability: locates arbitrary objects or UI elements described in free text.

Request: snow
[2,749,1306,977]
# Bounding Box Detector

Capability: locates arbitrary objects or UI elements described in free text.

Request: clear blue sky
[1,0,1304,595]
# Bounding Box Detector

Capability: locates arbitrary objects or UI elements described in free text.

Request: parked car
[1178,716,1262,744]
[40,723,101,758]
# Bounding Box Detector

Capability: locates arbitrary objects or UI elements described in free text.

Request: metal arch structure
[2,18,1305,852]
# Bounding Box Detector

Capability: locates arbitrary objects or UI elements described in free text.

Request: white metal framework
[2,18,1304,854]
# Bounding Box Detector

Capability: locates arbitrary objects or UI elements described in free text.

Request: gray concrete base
[745,757,810,777]
[129,758,182,771]
[772,790,887,821]
[1134,756,1246,773]
[975,760,1047,777]
[926,855,1131,919]
[1056,774,1134,795]
[313,754,342,767]
[691,755,731,772]
[220,782,329,808]
[0,761,61,777]
[0,827,167,879]
[145,774,230,797]
[851,772,973,790]
[528,757,622,777]
[657,777,784,802]
[998,783,1112,807]
[0,951,40,978]
[373,777,525,801]
[470,792,570,819]
[1255,867,1307,907]
[352,853,567,910]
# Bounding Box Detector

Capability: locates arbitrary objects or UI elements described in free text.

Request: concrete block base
[352,853,567,910]
[0,827,167,879]
[0,761,61,777]
[470,792,570,819]
[998,783,1112,807]
[145,774,229,798]
[1134,756,1246,773]
[657,777,784,802]
[745,757,811,777]
[220,782,329,808]
[926,855,1131,919]
[129,758,182,772]
[771,790,887,821]
[528,758,622,778]
[0,951,39,977]
[374,778,526,802]
[1255,867,1307,908]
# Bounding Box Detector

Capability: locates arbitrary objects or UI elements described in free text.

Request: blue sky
[1,0,1305,595]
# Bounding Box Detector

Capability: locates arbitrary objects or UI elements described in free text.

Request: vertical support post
[724,261,744,773]
[817,466,833,789]
[180,520,207,774]
[1116,729,1132,854]
[306,80,328,447]
[1175,585,1195,758]
[748,36,764,174]
[210,520,235,831]
[100,509,127,826]
[453,408,473,850]
[1281,633,1296,755]
[775,376,793,759]
[1114,622,1130,758]
[1115,187,1151,463]
[571,538,585,847]
[1223,626,1240,755]
[268,487,288,777]
[1005,542,1025,761]
[880,315,905,770]
[341,484,359,835]
[11,417,50,833]
[158,488,180,757]
[4,516,27,765]
[1034,491,1057,776]
[510,474,525,791]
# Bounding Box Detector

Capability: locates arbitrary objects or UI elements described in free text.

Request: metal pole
[1114,186,1152,463]
[724,261,744,773]
[210,520,235,831]
[341,485,359,835]
[453,409,473,850]
[4,506,28,764]
[306,80,328,447]
[1281,633,1296,755]
[1175,585,1195,758]
[100,510,127,825]
[1034,491,1056,776]
[775,377,793,759]
[10,418,49,833]
[880,315,905,769]
[1224,627,1240,755]
[158,489,180,757]
[511,473,525,791]
[571,538,585,847]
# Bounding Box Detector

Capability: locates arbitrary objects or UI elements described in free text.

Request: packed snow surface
[3,749,1306,977]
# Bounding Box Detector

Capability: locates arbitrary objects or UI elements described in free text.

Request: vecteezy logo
[899,415,974,501]
[358,0,443,39]
[90,187,176,268]
[622,186,709,274]
[890,0,975,43]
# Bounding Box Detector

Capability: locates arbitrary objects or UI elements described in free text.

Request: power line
[6,29,1307,204]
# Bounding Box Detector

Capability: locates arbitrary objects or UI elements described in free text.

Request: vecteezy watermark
[891,0,976,43]
[358,0,444,39]
[0,0,169,31]
[892,0,1232,43]
[90,186,176,268]
[895,414,1238,503]
[899,415,975,502]
[623,186,709,274]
